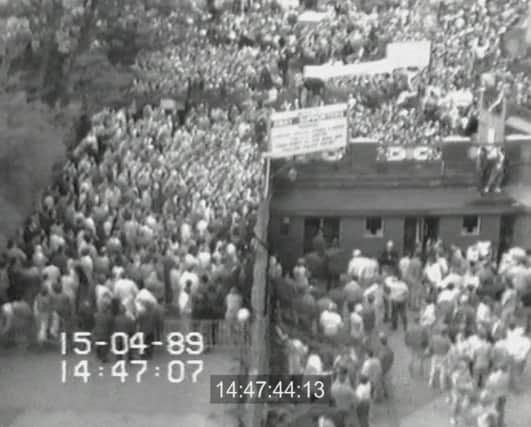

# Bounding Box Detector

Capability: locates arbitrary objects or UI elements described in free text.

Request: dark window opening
[365,217,383,237]
[462,215,480,235]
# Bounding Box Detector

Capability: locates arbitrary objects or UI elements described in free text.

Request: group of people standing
[272,239,531,427]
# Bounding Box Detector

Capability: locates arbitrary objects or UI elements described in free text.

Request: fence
[245,197,271,427]
[164,318,252,350]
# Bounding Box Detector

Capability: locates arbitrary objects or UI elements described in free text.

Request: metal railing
[164,317,252,350]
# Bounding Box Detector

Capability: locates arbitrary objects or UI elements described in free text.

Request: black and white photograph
[1,0,531,426]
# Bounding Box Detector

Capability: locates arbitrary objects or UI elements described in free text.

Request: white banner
[385,41,431,69]
[304,40,431,80]
[298,10,328,23]
[269,104,348,159]
[277,0,299,9]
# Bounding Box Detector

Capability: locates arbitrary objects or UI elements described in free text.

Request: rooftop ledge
[347,134,531,144]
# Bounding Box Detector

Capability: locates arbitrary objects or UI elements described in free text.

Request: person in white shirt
[355,374,372,427]
[421,298,437,329]
[317,416,336,427]
[113,277,138,318]
[399,253,411,280]
[178,267,199,294]
[347,249,364,278]
[178,283,193,335]
[349,304,365,344]
[476,297,493,331]
[304,351,323,376]
[463,266,480,290]
[438,267,464,290]
[320,304,343,338]
[424,255,443,292]
[505,324,531,390]
[364,281,385,330]
[386,276,409,331]
[293,258,309,290]
[500,281,518,324]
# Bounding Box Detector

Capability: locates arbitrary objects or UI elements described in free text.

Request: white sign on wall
[269,104,348,159]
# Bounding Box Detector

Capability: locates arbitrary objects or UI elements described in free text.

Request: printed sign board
[269,104,348,159]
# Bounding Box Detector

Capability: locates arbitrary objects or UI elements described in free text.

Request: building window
[280,217,290,236]
[462,215,480,235]
[304,217,341,252]
[365,217,384,238]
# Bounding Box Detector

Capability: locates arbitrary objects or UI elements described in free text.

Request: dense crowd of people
[0,2,530,426]
[132,0,531,146]
[0,103,259,356]
[271,240,531,427]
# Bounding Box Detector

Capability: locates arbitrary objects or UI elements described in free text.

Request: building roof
[271,187,523,216]
[506,116,531,134]
[506,185,531,209]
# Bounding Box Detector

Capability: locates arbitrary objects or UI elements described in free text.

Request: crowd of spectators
[1,0,531,359]
[133,0,531,146]
[270,240,531,427]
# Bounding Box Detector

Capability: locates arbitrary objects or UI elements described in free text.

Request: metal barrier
[164,317,251,350]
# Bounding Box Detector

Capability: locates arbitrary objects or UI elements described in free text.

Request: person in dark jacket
[405,315,429,377]
[137,301,157,360]
[112,299,135,361]
[92,301,113,363]
[378,335,395,399]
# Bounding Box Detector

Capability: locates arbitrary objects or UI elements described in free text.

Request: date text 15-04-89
[60,331,204,356]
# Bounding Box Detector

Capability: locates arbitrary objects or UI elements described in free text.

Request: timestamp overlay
[210,375,332,404]
[60,331,205,383]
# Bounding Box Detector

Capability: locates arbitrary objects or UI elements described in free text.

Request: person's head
[185,280,192,293]
[386,240,394,251]
[359,374,369,385]
[379,333,387,346]
[456,358,469,372]
[52,281,62,294]
[338,365,348,381]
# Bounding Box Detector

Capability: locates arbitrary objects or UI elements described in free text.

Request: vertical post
[263,155,271,199]
[527,1,531,45]
[245,197,270,427]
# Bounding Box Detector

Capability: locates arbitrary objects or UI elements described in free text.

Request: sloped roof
[271,187,523,216]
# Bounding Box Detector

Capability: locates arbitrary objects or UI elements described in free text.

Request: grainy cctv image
[2,0,531,427]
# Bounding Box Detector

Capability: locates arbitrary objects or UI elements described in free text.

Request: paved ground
[1,325,530,427]
[370,325,531,427]
[286,322,531,427]
[0,346,240,427]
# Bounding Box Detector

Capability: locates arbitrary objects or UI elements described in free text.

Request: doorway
[403,217,418,256]
[422,216,440,252]
[403,216,440,255]
[498,215,515,260]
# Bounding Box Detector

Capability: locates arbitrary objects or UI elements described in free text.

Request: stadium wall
[270,214,506,272]
[244,196,271,427]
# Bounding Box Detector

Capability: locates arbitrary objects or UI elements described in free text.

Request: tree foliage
[0,0,178,246]
[0,92,66,244]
